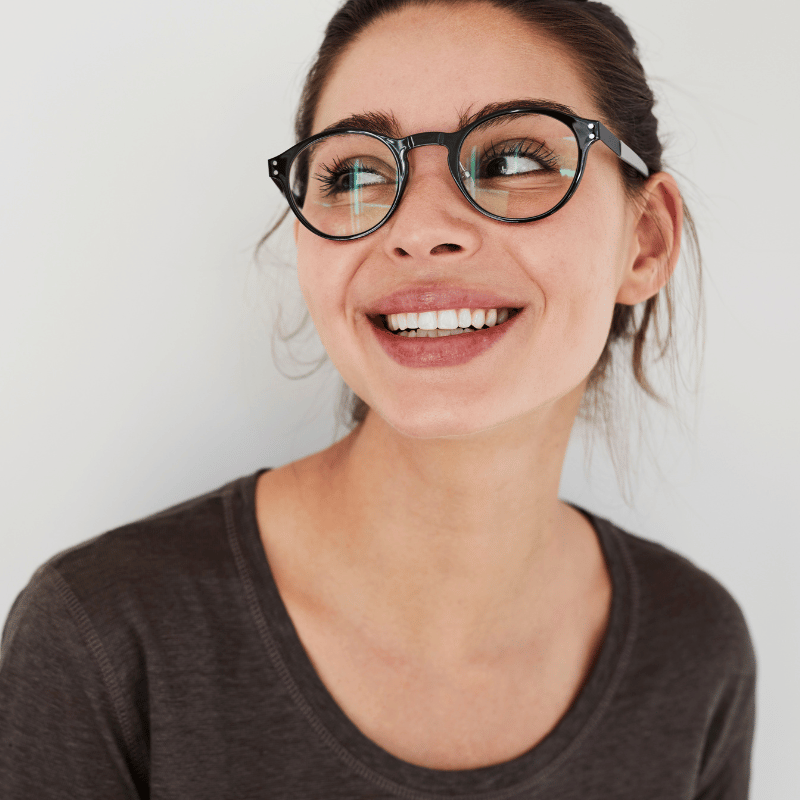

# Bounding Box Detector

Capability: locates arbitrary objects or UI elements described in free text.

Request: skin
[257,1,682,685]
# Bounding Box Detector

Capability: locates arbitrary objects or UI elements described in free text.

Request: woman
[0,0,756,797]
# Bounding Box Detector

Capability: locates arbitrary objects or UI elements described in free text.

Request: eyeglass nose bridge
[399,130,469,184]
[404,131,446,148]
[396,128,506,215]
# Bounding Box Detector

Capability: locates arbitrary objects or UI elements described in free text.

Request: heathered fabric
[0,468,756,799]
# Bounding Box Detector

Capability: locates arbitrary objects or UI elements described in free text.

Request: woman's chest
[279,573,610,771]
[256,468,612,771]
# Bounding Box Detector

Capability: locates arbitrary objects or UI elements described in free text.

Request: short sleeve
[0,564,146,799]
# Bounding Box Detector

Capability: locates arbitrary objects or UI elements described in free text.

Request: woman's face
[295,1,642,440]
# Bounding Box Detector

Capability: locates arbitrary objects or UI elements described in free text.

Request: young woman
[1,1,756,797]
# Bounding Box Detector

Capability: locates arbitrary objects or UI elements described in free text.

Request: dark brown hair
[259,0,705,507]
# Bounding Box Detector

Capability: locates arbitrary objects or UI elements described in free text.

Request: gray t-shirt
[0,468,756,798]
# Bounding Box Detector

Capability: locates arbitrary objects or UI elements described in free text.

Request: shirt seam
[45,565,149,789]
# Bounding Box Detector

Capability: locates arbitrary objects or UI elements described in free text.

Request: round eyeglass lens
[290,133,399,237]
[458,113,579,219]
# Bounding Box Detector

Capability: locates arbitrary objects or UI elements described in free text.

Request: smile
[367,306,525,368]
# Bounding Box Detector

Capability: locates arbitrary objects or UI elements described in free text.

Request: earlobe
[616,172,683,306]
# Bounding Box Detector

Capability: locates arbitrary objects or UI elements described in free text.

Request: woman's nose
[380,146,482,260]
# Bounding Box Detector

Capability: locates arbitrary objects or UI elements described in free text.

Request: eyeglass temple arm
[597,123,650,178]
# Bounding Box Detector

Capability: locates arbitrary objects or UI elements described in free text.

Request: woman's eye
[315,157,394,196]
[474,138,559,179]
[336,169,386,192]
[483,153,544,178]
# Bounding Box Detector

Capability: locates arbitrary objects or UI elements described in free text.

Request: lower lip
[367,310,523,368]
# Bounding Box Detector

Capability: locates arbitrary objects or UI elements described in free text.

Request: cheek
[545,259,617,347]
[295,234,342,316]
[518,219,623,374]
[294,235,319,309]
[553,191,630,302]
[521,204,622,303]
[294,234,361,351]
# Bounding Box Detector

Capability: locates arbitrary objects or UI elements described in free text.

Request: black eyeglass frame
[269,105,651,241]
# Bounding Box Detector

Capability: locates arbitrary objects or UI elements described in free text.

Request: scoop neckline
[234,466,638,798]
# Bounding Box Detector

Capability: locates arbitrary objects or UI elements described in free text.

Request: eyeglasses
[269,105,650,241]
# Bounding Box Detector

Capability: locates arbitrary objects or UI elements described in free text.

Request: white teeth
[385,307,515,332]
[436,309,459,330]
[417,311,439,330]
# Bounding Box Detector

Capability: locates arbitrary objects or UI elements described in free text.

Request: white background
[1,0,798,795]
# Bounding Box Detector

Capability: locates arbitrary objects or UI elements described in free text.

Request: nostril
[430,243,462,255]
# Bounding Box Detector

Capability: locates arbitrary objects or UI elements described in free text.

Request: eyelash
[480,139,560,171]
[313,156,388,198]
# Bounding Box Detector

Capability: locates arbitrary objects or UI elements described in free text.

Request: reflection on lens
[459,113,578,218]
[290,133,399,237]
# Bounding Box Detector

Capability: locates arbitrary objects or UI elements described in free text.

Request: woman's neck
[282,387,590,667]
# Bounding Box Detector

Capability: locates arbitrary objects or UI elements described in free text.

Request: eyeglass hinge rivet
[588,123,595,129]
[589,133,595,139]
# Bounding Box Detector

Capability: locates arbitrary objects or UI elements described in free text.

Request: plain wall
[1,0,798,796]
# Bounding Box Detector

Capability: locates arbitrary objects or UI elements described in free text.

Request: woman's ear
[616,171,683,306]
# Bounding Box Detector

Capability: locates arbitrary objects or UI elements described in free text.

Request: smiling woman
[265,0,705,509]
[0,1,756,798]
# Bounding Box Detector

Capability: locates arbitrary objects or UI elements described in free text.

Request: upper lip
[365,285,525,317]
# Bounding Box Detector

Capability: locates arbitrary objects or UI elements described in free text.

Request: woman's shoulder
[51,475,244,583]
[3,472,259,653]
[590,510,757,676]
[0,471,267,794]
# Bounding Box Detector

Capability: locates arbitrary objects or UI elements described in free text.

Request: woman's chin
[369,404,516,442]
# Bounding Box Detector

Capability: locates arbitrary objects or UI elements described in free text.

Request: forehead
[313,2,598,136]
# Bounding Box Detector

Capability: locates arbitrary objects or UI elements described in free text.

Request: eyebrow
[315,98,581,139]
